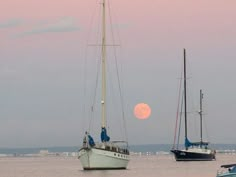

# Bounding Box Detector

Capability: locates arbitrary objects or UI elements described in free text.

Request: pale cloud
[16,17,80,37]
[0,19,22,28]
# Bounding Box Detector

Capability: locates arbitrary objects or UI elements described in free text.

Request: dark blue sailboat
[171,49,216,161]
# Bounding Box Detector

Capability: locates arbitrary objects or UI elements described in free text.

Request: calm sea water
[0,154,235,177]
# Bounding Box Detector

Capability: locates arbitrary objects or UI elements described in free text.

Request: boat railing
[111,141,129,146]
[94,141,129,155]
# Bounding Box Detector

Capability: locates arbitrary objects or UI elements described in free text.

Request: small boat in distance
[171,49,216,161]
[78,0,129,170]
[217,164,236,177]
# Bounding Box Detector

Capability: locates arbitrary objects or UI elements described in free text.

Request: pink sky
[1,0,236,147]
[1,0,236,51]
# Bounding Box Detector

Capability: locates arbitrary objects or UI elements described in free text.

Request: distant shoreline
[0,144,235,155]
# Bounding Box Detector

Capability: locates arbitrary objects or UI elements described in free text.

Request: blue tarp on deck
[88,135,95,146]
[101,127,110,142]
[185,137,209,148]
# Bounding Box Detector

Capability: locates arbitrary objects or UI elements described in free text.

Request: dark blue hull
[171,149,216,161]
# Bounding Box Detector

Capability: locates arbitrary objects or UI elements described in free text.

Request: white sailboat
[78,0,129,170]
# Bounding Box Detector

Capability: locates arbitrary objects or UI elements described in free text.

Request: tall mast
[101,0,107,128]
[200,89,203,145]
[184,48,188,149]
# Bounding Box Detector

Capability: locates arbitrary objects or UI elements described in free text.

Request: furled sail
[101,127,110,142]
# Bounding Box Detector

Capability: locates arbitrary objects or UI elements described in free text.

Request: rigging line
[108,0,128,143]
[108,0,122,47]
[88,48,102,133]
[172,59,183,149]
[95,4,102,53]
[202,99,210,142]
[186,59,199,138]
[194,106,199,138]
[89,52,102,132]
[177,90,184,150]
[201,93,210,142]
[203,116,210,142]
[82,0,101,134]
[105,0,122,139]
[186,56,197,120]
[106,59,124,139]
[106,58,119,128]
[87,1,102,133]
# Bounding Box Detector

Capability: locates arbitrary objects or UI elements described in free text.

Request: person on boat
[82,131,95,147]
[83,131,88,148]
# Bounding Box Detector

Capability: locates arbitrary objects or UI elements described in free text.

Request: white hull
[78,147,129,170]
[183,147,214,154]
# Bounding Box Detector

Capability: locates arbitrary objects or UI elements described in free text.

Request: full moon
[134,103,151,120]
